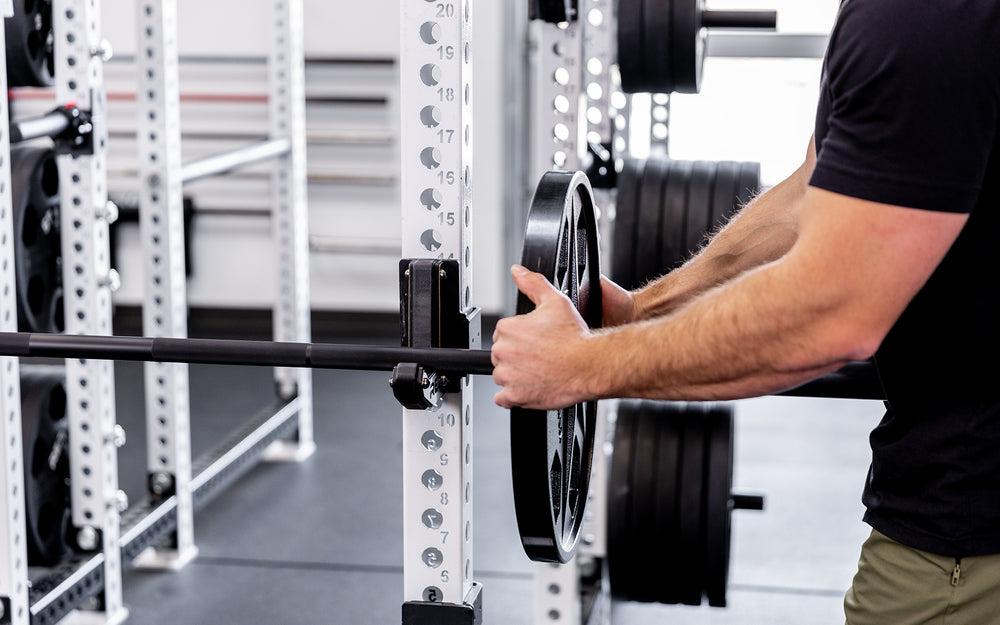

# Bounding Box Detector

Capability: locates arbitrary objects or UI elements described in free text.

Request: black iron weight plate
[617,0,646,93]
[12,146,64,334]
[709,160,741,227]
[736,161,762,209]
[628,400,662,602]
[641,0,674,93]
[705,404,735,607]
[613,158,645,289]
[608,400,639,597]
[511,170,602,563]
[652,402,683,604]
[660,159,691,274]
[672,0,706,94]
[21,367,71,566]
[684,160,716,256]
[677,404,707,605]
[634,156,669,288]
[4,0,55,87]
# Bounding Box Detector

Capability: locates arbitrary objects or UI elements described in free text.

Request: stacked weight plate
[612,156,761,290]
[5,0,55,87]
[12,146,64,334]
[607,399,741,607]
[21,366,72,566]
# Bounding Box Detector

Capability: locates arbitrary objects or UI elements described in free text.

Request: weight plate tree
[616,0,777,94]
[11,146,64,334]
[511,170,603,563]
[20,367,71,567]
[607,399,764,606]
[612,156,762,290]
[4,0,55,87]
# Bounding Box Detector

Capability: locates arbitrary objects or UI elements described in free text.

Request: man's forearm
[633,146,814,320]
[589,254,860,401]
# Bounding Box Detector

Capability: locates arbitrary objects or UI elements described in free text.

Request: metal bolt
[99,269,121,292]
[439,269,448,279]
[91,39,114,62]
[150,472,173,496]
[76,526,98,551]
[114,490,129,512]
[98,200,119,224]
[107,424,126,448]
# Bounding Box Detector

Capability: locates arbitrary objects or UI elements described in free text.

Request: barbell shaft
[0,332,883,400]
[701,10,777,30]
[0,332,495,376]
[180,139,291,184]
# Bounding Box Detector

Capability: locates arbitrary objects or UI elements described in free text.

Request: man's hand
[601,276,638,326]
[492,265,595,410]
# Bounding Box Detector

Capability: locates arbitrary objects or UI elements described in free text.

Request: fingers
[511,265,562,307]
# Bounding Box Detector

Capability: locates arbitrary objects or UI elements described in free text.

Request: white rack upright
[399,0,478,613]
[0,3,30,624]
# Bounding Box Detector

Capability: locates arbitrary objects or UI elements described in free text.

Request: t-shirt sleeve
[810,0,998,213]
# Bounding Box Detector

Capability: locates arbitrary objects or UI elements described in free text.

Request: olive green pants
[845,530,1000,625]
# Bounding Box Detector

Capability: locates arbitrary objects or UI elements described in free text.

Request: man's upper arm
[786,187,969,354]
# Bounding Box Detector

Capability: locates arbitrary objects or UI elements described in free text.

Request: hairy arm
[493,187,968,408]
[605,138,816,326]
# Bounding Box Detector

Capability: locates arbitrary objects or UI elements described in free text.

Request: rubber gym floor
[111,316,883,625]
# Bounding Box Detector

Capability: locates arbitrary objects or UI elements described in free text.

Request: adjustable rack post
[0,2,31,623]
[528,16,583,179]
[400,0,480,620]
[268,0,315,458]
[53,0,128,621]
[134,0,198,569]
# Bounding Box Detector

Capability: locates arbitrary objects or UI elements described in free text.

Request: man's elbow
[815,315,886,367]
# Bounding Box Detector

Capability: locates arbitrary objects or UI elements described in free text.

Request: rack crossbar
[180,138,291,184]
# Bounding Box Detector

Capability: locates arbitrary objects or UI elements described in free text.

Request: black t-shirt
[810,0,1000,557]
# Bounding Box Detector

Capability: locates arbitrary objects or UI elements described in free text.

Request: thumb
[511,265,561,306]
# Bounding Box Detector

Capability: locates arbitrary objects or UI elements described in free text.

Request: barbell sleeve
[10,108,75,144]
[701,10,777,30]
